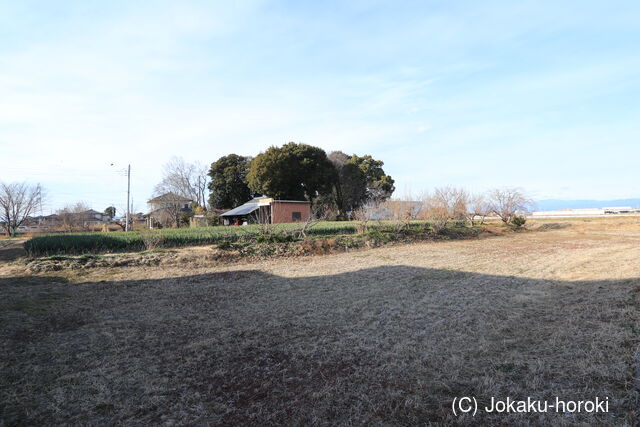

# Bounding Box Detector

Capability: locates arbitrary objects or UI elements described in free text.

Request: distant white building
[531,208,604,217]
[531,206,640,217]
[602,206,638,214]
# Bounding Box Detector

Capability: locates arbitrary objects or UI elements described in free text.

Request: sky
[1,0,639,213]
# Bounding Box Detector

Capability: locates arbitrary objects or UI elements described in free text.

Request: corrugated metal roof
[220,204,260,216]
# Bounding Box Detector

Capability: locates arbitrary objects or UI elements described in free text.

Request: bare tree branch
[487,188,532,224]
[466,193,491,226]
[352,199,382,233]
[423,186,468,232]
[0,182,44,236]
[56,202,91,232]
[155,157,209,208]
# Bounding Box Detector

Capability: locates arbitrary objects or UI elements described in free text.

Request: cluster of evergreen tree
[207,142,394,219]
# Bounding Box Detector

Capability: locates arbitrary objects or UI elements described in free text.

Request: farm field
[23,221,366,256]
[1,217,639,425]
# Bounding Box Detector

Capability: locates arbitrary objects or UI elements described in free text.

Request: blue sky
[1,1,639,213]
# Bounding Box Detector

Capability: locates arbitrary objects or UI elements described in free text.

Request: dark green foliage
[25,233,145,255]
[103,206,116,220]
[208,154,254,209]
[211,145,393,218]
[328,151,395,216]
[256,233,297,243]
[364,230,395,244]
[328,151,367,215]
[510,215,527,229]
[349,154,395,202]
[180,210,194,227]
[247,142,338,201]
[311,191,341,220]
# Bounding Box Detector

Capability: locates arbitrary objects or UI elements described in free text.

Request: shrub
[256,233,296,243]
[206,215,220,226]
[510,215,527,229]
[141,231,166,250]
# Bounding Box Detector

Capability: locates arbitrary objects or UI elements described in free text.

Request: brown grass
[1,217,639,425]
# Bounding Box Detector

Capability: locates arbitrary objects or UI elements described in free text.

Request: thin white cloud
[1,1,639,210]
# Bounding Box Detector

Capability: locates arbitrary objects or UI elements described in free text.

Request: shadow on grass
[1,267,638,425]
[0,242,26,262]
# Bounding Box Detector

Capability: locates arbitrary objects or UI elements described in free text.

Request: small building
[220,197,311,225]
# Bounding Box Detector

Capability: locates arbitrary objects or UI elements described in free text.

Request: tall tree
[104,206,116,220]
[328,151,395,215]
[0,182,43,236]
[247,142,337,201]
[208,154,254,209]
[154,157,209,208]
[350,154,395,202]
[328,151,367,215]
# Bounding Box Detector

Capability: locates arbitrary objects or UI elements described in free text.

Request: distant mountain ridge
[533,199,640,211]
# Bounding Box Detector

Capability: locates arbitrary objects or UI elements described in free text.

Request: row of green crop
[23,221,448,256]
[23,222,363,256]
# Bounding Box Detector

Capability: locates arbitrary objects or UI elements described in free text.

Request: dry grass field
[1,217,639,425]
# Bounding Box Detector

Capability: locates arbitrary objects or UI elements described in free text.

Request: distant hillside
[534,199,640,211]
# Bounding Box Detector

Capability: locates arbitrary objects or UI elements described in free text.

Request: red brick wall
[271,201,310,224]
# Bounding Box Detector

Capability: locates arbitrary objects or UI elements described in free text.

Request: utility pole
[126,164,131,232]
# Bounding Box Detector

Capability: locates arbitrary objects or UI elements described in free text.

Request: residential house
[145,192,193,228]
